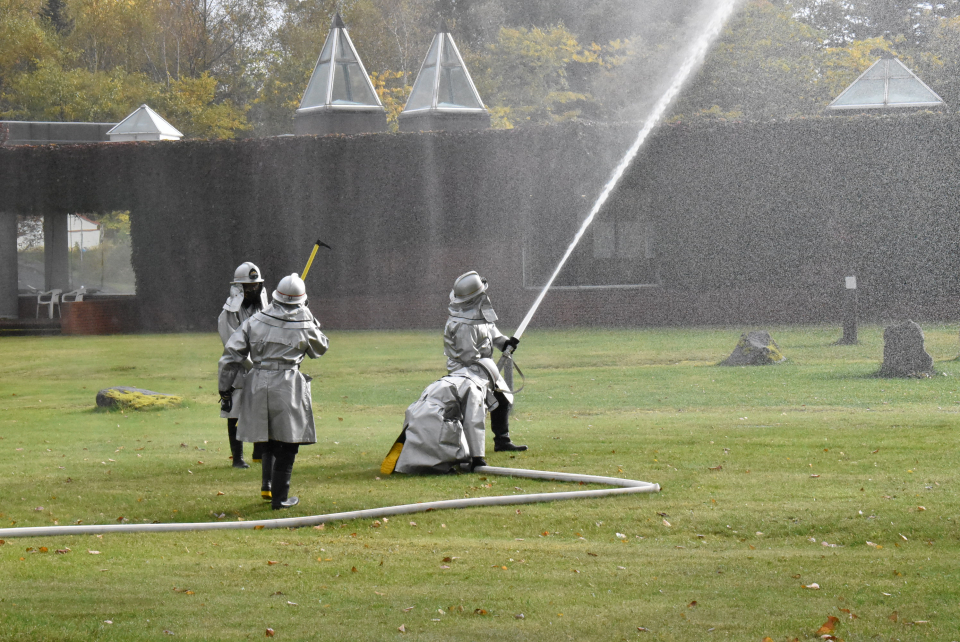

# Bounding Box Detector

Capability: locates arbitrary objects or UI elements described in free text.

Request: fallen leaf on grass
[514,613,524,619]
[708,465,722,471]
[88,550,100,555]
[802,583,820,590]
[397,625,406,633]
[866,541,882,549]
[815,616,839,635]
[888,611,898,622]
[687,601,697,608]
[56,548,70,554]
[163,630,175,635]
[637,626,650,632]
[403,607,415,612]
[286,601,297,606]
[374,591,385,596]
[267,560,279,565]
[474,609,488,616]
[265,628,275,637]
[917,506,926,511]
[216,491,224,496]
[351,566,358,573]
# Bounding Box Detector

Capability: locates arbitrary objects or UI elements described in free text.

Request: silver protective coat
[219,302,328,444]
[443,295,513,406]
[217,285,269,419]
[394,367,493,474]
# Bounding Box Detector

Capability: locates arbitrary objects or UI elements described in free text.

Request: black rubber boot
[227,419,249,468]
[470,456,487,471]
[271,447,299,510]
[260,450,274,501]
[251,441,265,464]
[491,393,527,452]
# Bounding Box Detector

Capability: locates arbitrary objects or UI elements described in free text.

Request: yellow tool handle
[301,243,321,280]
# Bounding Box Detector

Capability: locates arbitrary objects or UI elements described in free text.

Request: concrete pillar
[43,213,70,292]
[0,213,18,319]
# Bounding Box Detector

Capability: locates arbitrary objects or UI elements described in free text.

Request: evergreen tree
[39,0,73,36]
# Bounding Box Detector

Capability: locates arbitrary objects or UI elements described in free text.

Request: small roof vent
[107,105,183,141]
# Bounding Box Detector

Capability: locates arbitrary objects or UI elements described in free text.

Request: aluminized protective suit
[217,284,269,419]
[394,362,498,474]
[218,302,328,444]
[444,290,514,407]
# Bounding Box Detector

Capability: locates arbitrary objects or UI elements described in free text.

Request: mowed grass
[1,325,959,641]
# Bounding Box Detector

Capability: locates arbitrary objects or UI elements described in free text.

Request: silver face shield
[479,293,498,323]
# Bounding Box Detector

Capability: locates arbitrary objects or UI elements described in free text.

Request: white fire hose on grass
[0,466,659,538]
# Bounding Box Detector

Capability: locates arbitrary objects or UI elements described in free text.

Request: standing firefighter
[218,262,268,469]
[444,270,526,452]
[219,273,329,509]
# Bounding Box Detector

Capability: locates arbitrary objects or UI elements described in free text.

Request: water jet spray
[511,0,742,341]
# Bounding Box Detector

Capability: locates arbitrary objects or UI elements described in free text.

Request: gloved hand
[219,390,233,413]
[504,336,520,352]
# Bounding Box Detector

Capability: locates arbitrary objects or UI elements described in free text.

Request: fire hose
[0,467,658,538]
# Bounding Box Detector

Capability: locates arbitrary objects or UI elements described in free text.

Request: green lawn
[1,325,959,641]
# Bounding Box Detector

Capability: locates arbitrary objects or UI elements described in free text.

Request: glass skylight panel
[832,79,885,106]
[301,62,332,108]
[438,66,482,109]
[331,61,379,105]
[405,65,437,111]
[887,78,940,104]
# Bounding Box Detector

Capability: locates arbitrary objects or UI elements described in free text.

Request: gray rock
[96,386,182,410]
[720,331,786,366]
[879,320,933,377]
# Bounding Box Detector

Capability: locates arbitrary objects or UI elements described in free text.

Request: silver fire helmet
[273,273,307,304]
[450,271,488,304]
[232,261,264,284]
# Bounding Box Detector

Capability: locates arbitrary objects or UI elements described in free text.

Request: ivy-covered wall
[2,114,958,332]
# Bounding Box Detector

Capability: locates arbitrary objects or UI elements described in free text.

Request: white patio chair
[36,289,62,319]
[61,289,85,303]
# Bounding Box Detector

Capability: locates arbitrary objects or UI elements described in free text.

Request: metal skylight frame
[827,56,945,110]
[297,14,383,114]
[401,25,486,114]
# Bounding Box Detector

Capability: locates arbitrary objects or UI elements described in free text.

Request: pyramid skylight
[402,24,485,113]
[828,55,945,110]
[298,14,382,112]
[107,104,183,140]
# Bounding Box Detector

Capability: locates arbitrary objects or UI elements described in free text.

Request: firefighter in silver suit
[389,358,500,474]
[218,262,269,469]
[444,271,526,456]
[219,273,329,510]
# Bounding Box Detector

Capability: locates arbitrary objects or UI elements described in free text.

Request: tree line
[2,0,959,139]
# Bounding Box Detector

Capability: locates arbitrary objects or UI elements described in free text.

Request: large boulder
[720,331,786,366]
[879,320,933,377]
[96,386,183,410]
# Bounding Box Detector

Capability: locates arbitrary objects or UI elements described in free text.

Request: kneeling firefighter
[443,271,526,452]
[217,262,269,470]
[219,273,329,509]
[382,358,501,474]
